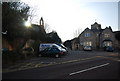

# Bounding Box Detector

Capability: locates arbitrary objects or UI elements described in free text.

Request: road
[2,50,120,79]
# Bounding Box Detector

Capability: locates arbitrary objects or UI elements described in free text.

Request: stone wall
[79,28,97,50]
[100,27,115,48]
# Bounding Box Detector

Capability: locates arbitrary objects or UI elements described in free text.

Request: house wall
[2,38,27,51]
[100,27,115,48]
[73,22,118,51]
[79,28,97,50]
[72,43,80,50]
[2,38,13,51]
[91,22,101,30]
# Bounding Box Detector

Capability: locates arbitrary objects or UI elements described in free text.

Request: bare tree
[73,28,83,38]
[27,6,38,22]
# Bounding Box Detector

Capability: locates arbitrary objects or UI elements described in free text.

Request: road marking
[60,56,102,64]
[3,55,114,73]
[99,56,120,62]
[2,56,103,73]
[69,63,110,76]
[108,53,119,56]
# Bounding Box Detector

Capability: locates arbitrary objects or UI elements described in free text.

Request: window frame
[85,33,91,37]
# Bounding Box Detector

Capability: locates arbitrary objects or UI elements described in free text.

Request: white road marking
[69,63,110,76]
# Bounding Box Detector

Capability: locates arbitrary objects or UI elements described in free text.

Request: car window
[48,48,52,51]
[52,48,58,51]
[45,47,54,51]
[44,48,50,51]
[52,45,57,48]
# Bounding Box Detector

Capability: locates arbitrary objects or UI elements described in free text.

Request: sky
[21,0,119,42]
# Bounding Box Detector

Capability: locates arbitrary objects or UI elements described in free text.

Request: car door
[51,48,59,55]
[45,48,52,56]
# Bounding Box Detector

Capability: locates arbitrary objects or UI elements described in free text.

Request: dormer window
[85,33,91,37]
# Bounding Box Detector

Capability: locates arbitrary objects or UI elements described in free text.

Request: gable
[102,27,113,35]
[79,28,94,38]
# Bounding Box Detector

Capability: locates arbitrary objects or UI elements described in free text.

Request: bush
[2,50,22,65]
[32,40,40,57]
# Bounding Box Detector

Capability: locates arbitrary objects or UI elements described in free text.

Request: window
[85,33,91,37]
[52,48,58,51]
[103,41,112,47]
[84,41,92,46]
[96,27,99,29]
[104,34,110,38]
[97,34,99,37]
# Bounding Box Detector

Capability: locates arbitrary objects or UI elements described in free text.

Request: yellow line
[99,56,120,62]
[54,56,102,65]
[109,54,118,56]
[4,55,114,73]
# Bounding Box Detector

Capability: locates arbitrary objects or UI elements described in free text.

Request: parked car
[83,46,92,51]
[56,43,68,52]
[105,46,114,52]
[39,43,62,52]
[39,47,66,58]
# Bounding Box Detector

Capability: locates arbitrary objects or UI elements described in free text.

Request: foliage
[32,40,41,57]
[2,2,62,52]
[2,50,22,65]
[2,2,30,41]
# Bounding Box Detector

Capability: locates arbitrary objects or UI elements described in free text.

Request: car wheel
[55,54,59,58]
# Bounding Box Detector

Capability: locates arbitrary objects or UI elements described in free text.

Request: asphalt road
[2,50,120,79]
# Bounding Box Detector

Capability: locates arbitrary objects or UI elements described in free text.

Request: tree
[2,2,30,38]
[73,28,83,38]
[2,2,30,50]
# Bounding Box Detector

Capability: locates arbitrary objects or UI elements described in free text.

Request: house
[72,22,119,50]
[99,27,115,49]
[71,38,80,50]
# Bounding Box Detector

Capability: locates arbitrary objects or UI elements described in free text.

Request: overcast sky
[21,0,119,42]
